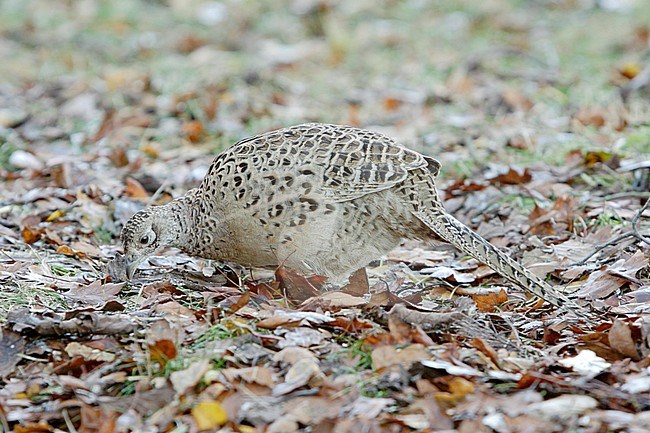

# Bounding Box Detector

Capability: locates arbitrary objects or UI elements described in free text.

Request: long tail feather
[415,209,591,316]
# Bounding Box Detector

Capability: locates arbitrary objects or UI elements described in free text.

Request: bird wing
[229,123,440,203]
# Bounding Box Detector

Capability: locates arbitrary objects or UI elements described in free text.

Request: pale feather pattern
[121,123,589,315]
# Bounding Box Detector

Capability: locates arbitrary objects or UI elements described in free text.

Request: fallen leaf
[522,395,598,420]
[609,320,639,360]
[575,108,606,128]
[273,358,321,396]
[182,120,205,143]
[220,366,275,387]
[124,177,149,199]
[0,328,26,376]
[192,400,228,430]
[65,342,116,362]
[21,226,42,244]
[148,340,177,366]
[256,310,333,329]
[435,377,475,405]
[171,359,211,394]
[273,347,318,365]
[340,267,369,296]
[276,327,329,349]
[488,168,532,185]
[300,291,367,310]
[558,350,611,375]
[619,62,641,79]
[421,265,475,283]
[472,289,508,312]
[7,309,137,335]
[371,344,430,370]
[276,266,323,303]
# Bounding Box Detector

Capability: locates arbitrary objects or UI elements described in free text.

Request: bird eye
[139,234,151,245]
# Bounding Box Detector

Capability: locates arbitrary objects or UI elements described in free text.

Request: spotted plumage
[121,123,586,313]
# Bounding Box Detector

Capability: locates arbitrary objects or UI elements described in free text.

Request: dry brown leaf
[471,338,500,366]
[340,267,369,296]
[300,291,367,310]
[225,291,251,313]
[0,328,26,377]
[488,168,532,185]
[383,97,402,111]
[56,244,85,258]
[171,359,211,394]
[7,309,137,335]
[140,142,159,158]
[273,347,318,366]
[472,289,508,312]
[371,344,430,370]
[21,226,42,244]
[273,358,321,396]
[576,251,648,299]
[124,177,149,199]
[276,266,323,303]
[182,120,205,143]
[148,340,178,366]
[435,377,475,405]
[108,147,129,167]
[387,314,435,346]
[609,320,640,360]
[221,366,275,387]
[14,421,56,433]
[65,342,116,362]
[575,107,606,128]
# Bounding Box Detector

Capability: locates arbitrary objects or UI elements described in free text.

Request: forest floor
[1,1,649,432]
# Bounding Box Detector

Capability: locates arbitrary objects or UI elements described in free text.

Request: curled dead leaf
[148,339,178,366]
[488,168,532,185]
[182,120,205,143]
[55,245,86,259]
[609,319,640,360]
[124,177,149,199]
[435,377,475,405]
[21,226,42,244]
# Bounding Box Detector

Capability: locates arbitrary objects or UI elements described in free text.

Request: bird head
[121,208,163,279]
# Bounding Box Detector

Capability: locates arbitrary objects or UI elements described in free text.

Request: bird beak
[124,253,142,280]
[126,261,137,280]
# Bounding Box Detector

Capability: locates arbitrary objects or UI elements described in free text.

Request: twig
[604,191,650,201]
[572,196,650,266]
[148,180,171,205]
[62,409,78,433]
[631,196,650,244]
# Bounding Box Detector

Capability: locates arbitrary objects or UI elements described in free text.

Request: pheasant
[121,123,587,313]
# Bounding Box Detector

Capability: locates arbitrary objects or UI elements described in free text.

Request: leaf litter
[1,1,650,432]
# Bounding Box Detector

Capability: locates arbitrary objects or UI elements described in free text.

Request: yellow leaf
[46,209,65,222]
[141,143,159,158]
[448,377,474,398]
[56,245,76,256]
[192,400,228,430]
[619,62,641,79]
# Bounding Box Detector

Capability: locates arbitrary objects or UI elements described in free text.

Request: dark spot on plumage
[324,204,336,215]
[299,197,318,212]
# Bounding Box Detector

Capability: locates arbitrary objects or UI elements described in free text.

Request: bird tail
[414,208,580,311]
